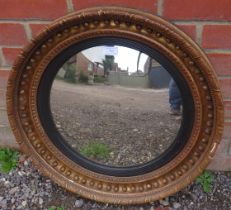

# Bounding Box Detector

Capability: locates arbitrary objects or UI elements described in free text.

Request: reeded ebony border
[37,37,195,177]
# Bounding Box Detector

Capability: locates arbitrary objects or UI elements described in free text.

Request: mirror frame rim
[7,7,224,204]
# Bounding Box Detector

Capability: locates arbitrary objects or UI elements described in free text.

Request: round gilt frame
[7,7,224,204]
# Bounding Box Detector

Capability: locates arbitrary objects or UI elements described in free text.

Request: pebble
[22,200,27,206]
[159,198,169,206]
[17,205,22,209]
[18,171,23,176]
[9,186,19,194]
[173,202,181,209]
[39,198,43,205]
[4,180,10,186]
[75,199,84,208]
[0,199,7,208]
[188,192,197,201]
[24,161,29,166]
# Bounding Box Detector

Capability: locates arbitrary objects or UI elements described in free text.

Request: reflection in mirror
[50,46,182,167]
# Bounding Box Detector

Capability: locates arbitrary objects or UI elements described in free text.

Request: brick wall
[0,0,230,170]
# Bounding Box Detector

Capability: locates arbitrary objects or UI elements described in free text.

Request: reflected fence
[108,71,149,88]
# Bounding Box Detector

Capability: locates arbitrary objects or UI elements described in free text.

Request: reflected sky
[82,46,149,73]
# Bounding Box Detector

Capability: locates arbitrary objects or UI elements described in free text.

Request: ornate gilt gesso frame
[7,7,223,204]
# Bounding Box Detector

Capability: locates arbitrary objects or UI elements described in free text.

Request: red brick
[202,25,231,49]
[0,71,10,102]
[176,25,196,41]
[0,23,27,45]
[0,70,10,78]
[163,0,231,21]
[216,138,230,155]
[0,0,67,20]
[224,100,231,119]
[73,0,157,13]
[207,53,231,76]
[0,89,5,96]
[30,24,49,38]
[2,48,22,66]
[223,121,231,138]
[219,78,231,99]
[0,76,8,89]
[0,89,6,107]
[208,153,231,170]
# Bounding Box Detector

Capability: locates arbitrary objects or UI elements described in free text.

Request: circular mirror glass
[50,45,182,167]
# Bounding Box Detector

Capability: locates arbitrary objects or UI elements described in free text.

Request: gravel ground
[0,155,230,210]
[50,81,181,167]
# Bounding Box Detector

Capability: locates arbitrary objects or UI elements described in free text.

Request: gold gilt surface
[6,7,224,204]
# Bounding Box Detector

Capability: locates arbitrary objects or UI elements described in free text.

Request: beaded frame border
[7,7,223,204]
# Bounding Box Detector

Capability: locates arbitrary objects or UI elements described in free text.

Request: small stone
[39,198,43,205]
[181,194,186,199]
[224,171,231,178]
[188,193,197,201]
[159,198,169,206]
[22,201,27,206]
[19,155,27,164]
[4,180,10,186]
[133,128,139,132]
[169,196,176,203]
[75,199,84,208]
[24,161,29,166]
[17,205,23,209]
[173,202,181,209]
[18,171,23,176]
[0,199,7,208]
[9,187,19,194]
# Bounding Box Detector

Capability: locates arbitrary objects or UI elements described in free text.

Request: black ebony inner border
[37,37,195,177]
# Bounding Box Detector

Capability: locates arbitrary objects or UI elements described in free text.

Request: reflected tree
[103,55,115,77]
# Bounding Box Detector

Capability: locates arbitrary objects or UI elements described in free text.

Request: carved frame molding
[7,7,223,204]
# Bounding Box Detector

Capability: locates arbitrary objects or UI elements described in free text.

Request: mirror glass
[50,45,182,167]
